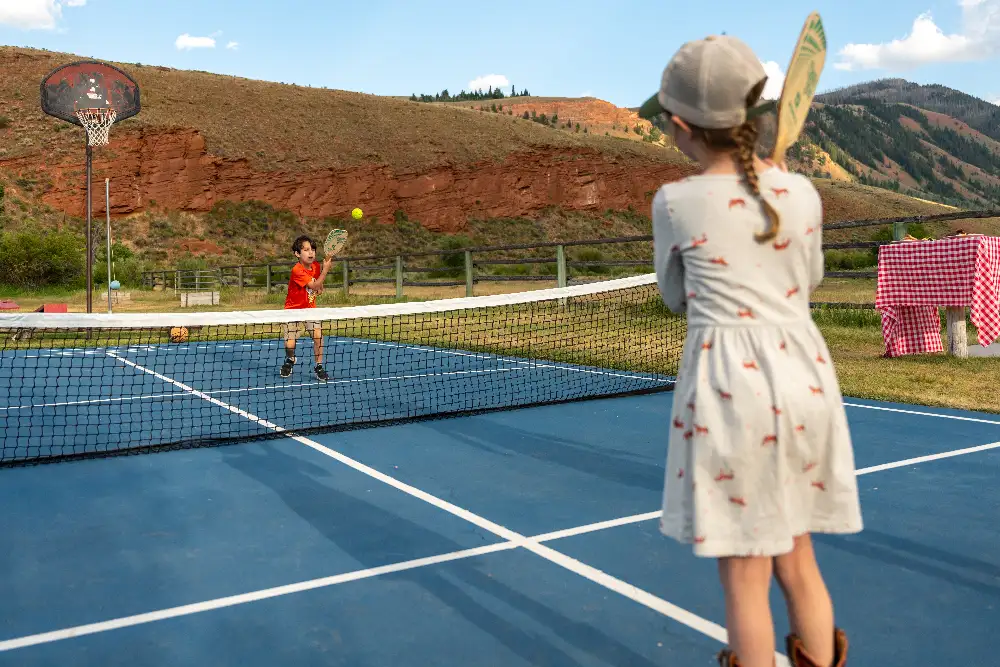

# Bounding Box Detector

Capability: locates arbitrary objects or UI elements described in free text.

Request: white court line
[8,350,992,658]
[0,509,710,654]
[0,542,517,652]
[844,401,1000,426]
[856,441,1000,475]
[18,426,996,657]
[0,366,530,413]
[96,351,752,661]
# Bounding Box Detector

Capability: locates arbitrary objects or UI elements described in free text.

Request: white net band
[76,108,117,146]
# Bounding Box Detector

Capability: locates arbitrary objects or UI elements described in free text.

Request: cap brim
[637,93,666,120]
[746,99,777,119]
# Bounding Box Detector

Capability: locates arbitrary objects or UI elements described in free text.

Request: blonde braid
[734,121,780,243]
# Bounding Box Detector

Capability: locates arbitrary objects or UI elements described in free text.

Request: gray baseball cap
[638,34,775,128]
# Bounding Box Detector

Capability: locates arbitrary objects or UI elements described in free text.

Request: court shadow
[221,443,668,667]
[423,419,664,492]
[813,531,1000,598]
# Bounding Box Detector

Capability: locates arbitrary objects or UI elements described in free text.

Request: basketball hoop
[75,108,117,146]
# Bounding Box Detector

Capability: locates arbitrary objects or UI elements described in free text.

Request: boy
[281,235,334,381]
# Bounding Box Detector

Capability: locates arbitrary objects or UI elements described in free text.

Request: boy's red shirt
[285,261,321,309]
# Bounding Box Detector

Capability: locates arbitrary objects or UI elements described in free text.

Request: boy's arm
[305,256,334,290]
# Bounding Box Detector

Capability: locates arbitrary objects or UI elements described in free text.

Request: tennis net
[0,274,684,467]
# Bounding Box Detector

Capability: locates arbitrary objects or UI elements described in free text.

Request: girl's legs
[717,555,776,667]
[774,534,839,666]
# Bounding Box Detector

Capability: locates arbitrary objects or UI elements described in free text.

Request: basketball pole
[85,141,93,314]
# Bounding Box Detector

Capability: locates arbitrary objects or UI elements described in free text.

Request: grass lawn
[819,321,999,414]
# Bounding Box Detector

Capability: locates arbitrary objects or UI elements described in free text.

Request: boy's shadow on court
[221,443,670,667]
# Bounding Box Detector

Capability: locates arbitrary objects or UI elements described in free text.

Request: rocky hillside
[789,79,1000,208]
[0,47,992,279]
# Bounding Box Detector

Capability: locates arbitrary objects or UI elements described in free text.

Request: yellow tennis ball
[169,326,189,343]
[351,207,363,220]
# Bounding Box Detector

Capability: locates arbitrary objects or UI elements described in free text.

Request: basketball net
[76,108,117,146]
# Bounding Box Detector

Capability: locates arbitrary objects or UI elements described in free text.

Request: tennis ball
[169,326,189,344]
[351,207,363,220]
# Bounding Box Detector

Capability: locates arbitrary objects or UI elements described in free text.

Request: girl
[638,35,863,667]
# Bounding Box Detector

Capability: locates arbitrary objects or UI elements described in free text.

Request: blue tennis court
[1,333,998,666]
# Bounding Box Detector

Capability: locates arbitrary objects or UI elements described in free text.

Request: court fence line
[139,208,1000,301]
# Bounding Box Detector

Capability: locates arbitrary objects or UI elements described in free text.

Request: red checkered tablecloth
[875,235,1000,357]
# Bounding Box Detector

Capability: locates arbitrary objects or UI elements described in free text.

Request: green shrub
[0,226,85,288]
[824,249,876,271]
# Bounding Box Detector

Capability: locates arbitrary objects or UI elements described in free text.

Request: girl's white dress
[653,168,864,558]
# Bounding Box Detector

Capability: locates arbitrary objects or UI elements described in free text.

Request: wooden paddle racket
[324,228,348,257]
[771,12,827,164]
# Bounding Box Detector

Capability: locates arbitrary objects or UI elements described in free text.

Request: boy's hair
[292,235,315,254]
[678,79,780,244]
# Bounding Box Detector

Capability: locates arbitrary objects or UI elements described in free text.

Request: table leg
[945,307,968,358]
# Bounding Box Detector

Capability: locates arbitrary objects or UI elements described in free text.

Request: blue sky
[2,0,1000,108]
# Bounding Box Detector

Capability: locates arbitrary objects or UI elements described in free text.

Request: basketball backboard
[40,61,140,126]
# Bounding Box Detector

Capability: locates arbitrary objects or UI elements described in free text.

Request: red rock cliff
[2,128,695,232]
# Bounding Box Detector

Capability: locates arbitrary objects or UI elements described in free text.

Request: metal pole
[85,143,93,313]
[106,178,112,314]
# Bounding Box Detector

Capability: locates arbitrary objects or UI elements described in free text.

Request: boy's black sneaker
[280,357,295,378]
[314,364,329,382]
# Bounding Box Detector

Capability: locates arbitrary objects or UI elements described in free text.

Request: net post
[85,142,93,314]
[342,260,350,297]
[395,256,403,299]
[464,250,473,297]
[105,177,112,314]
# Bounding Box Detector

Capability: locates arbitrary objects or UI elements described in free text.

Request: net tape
[0,274,684,467]
[76,108,117,146]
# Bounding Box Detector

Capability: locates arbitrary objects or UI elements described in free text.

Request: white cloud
[226,41,239,50]
[468,74,510,92]
[0,0,85,30]
[835,0,1000,71]
[175,33,217,50]
[760,60,785,100]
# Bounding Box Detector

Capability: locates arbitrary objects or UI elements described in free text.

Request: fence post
[556,244,567,307]
[556,245,567,288]
[265,265,272,293]
[174,270,179,294]
[395,256,404,299]
[893,221,906,241]
[342,260,350,298]
[464,250,473,297]
[238,266,244,295]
